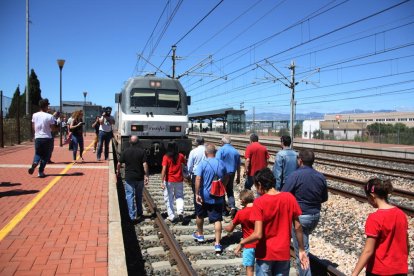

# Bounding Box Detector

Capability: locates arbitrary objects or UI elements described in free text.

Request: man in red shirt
[244,133,269,190]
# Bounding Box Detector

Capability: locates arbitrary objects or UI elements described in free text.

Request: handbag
[207,161,226,198]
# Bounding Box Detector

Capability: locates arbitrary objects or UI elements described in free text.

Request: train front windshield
[130,89,181,108]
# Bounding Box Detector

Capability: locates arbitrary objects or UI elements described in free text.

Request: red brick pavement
[0,133,109,275]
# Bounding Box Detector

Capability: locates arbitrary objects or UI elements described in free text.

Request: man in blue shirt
[272,135,297,191]
[282,149,328,276]
[216,135,240,218]
[187,136,206,216]
[194,143,227,253]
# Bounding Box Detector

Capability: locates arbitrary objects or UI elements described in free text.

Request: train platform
[0,133,125,275]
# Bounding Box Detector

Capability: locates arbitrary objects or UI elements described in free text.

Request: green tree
[294,123,302,138]
[7,86,24,118]
[21,69,42,114]
[313,129,324,139]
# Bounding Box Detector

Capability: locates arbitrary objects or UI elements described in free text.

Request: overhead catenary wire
[187,1,412,97]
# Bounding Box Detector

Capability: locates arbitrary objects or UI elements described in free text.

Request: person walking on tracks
[282,149,328,276]
[97,107,115,161]
[216,135,241,218]
[352,178,408,276]
[116,135,149,223]
[161,141,187,223]
[224,189,257,276]
[193,143,228,253]
[28,98,59,178]
[272,135,297,191]
[186,136,206,217]
[244,133,269,190]
[235,168,309,275]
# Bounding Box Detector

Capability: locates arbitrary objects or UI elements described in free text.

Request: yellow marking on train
[0,141,94,242]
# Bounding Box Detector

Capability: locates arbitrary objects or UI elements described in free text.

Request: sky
[1,0,414,117]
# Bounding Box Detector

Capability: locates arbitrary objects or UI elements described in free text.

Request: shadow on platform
[0,189,39,198]
[0,182,21,187]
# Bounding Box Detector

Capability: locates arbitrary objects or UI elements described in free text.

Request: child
[161,141,186,223]
[235,168,309,275]
[352,177,408,276]
[224,190,256,276]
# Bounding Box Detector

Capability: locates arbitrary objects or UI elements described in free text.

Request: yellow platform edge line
[0,141,94,242]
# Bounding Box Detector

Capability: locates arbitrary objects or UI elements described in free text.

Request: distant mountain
[246,110,396,121]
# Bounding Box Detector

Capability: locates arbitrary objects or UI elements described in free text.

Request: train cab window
[158,90,180,108]
[131,90,156,107]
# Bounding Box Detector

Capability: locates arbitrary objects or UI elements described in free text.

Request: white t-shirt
[99,116,114,132]
[32,111,56,139]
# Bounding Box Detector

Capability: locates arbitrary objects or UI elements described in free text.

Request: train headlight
[169,126,181,132]
[131,125,144,131]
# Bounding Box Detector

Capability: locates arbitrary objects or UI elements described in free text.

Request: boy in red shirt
[235,168,309,275]
[352,177,408,276]
[225,190,257,276]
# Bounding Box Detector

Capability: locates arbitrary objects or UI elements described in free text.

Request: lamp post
[83,91,87,136]
[57,59,65,147]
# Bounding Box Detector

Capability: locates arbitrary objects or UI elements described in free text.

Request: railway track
[134,174,346,275]
[114,135,412,275]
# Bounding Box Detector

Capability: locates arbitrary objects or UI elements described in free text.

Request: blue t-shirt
[216,144,240,174]
[195,157,227,204]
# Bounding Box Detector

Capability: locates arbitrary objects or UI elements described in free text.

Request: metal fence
[0,91,32,147]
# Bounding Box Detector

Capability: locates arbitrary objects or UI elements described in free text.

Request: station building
[188,108,246,134]
[324,111,414,127]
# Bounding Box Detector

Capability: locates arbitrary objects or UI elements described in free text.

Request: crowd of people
[115,132,409,276]
[29,101,409,276]
[28,100,115,177]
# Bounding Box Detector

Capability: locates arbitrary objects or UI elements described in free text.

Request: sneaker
[214,244,222,253]
[38,172,46,178]
[230,208,237,219]
[178,214,184,222]
[47,160,55,164]
[93,149,96,153]
[28,163,38,175]
[192,232,204,242]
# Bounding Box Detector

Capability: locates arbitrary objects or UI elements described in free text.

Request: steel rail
[324,173,414,200]
[143,188,197,276]
[191,133,414,165]
[316,159,414,179]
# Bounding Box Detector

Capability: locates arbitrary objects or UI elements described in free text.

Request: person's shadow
[0,189,39,198]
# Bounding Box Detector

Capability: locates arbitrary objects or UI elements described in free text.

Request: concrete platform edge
[108,150,128,275]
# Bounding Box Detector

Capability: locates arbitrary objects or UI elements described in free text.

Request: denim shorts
[242,248,255,267]
[196,203,223,223]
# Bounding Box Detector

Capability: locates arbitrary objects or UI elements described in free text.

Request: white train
[114,74,192,166]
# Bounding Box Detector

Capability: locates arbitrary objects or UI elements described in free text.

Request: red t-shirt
[250,192,302,261]
[162,153,186,182]
[232,206,257,249]
[365,207,408,275]
[245,142,269,176]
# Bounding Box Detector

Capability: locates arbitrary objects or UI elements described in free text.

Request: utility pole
[289,61,296,146]
[26,0,30,116]
[172,45,177,79]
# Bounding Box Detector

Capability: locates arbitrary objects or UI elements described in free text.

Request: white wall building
[302,120,321,139]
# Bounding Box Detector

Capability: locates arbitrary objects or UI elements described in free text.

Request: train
[113,74,192,166]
